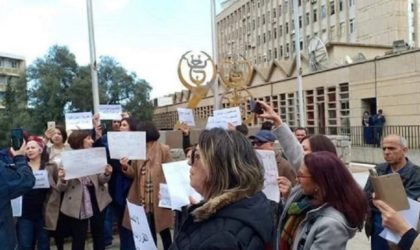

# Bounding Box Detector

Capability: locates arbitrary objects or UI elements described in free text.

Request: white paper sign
[158,183,172,209]
[11,196,22,217]
[177,108,195,127]
[99,105,122,120]
[162,160,192,210]
[256,150,280,202]
[206,116,216,129]
[379,198,420,243]
[127,201,157,250]
[213,107,242,126]
[61,147,108,180]
[33,170,50,189]
[107,132,146,160]
[65,112,93,130]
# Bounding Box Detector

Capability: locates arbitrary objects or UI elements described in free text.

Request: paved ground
[60,162,373,250]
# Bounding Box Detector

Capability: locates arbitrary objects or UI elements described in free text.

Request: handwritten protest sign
[61,148,107,180]
[98,104,122,120]
[213,107,242,128]
[127,200,157,250]
[107,132,146,160]
[33,170,50,189]
[177,108,195,126]
[256,150,280,202]
[65,112,93,130]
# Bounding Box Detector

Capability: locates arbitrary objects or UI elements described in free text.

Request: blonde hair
[198,128,264,200]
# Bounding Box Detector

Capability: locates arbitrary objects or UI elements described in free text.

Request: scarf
[79,177,94,219]
[139,160,154,213]
[279,195,313,250]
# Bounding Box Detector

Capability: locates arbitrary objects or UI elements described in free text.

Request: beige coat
[57,173,111,219]
[43,162,62,230]
[122,141,173,233]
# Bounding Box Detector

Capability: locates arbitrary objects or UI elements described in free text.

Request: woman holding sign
[121,121,173,250]
[16,136,51,250]
[170,128,275,249]
[57,130,112,250]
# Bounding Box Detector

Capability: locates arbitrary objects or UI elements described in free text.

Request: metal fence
[302,126,420,149]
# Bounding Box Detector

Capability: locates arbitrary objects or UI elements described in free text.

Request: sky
[0,0,222,99]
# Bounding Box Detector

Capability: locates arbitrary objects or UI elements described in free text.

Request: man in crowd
[250,130,296,185]
[294,127,308,143]
[364,134,420,250]
[373,109,386,147]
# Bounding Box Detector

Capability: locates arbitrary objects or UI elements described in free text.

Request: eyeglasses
[296,172,312,179]
[252,141,265,147]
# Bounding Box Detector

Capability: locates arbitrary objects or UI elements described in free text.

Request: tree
[0,73,32,146]
[68,56,154,121]
[27,45,79,132]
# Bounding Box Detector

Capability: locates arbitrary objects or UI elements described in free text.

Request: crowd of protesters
[0,101,418,250]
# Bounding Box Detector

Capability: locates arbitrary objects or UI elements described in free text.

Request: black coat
[170,192,274,250]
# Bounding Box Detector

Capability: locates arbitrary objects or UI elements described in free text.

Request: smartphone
[250,100,263,114]
[11,128,24,150]
[47,121,56,130]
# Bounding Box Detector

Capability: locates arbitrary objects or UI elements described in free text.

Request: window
[330,25,335,37]
[11,61,18,68]
[339,0,343,11]
[306,12,310,25]
[313,9,317,22]
[321,5,326,18]
[252,19,256,30]
[274,48,278,58]
[268,30,272,40]
[268,49,272,60]
[274,28,277,38]
[262,14,265,25]
[298,0,302,6]
[280,45,284,57]
[257,16,260,27]
[273,8,276,18]
[279,5,282,16]
[299,16,302,28]
[263,33,266,43]
[257,35,261,45]
[286,43,290,56]
[349,18,355,33]
[330,1,335,15]
[349,0,354,7]
[286,22,289,34]
[279,25,283,36]
[284,1,288,13]
[339,22,345,36]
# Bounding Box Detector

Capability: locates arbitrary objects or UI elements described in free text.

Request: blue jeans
[16,217,50,250]
[371,212,389,250]
[103,205,114,245]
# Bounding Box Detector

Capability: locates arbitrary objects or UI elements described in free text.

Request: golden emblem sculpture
[219,54,254,124]
[177,51,216,108]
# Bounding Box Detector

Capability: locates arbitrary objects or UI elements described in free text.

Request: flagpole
[210,0,219,110]
[87,0,100,113]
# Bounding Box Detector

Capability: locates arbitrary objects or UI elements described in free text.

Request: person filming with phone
[0,128,36,250]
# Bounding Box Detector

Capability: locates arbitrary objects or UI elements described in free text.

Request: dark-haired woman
[121,121,173,250]
[57,130,112,250]
[277,151,368,250]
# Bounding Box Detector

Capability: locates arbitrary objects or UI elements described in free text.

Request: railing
[301,126,420,149]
